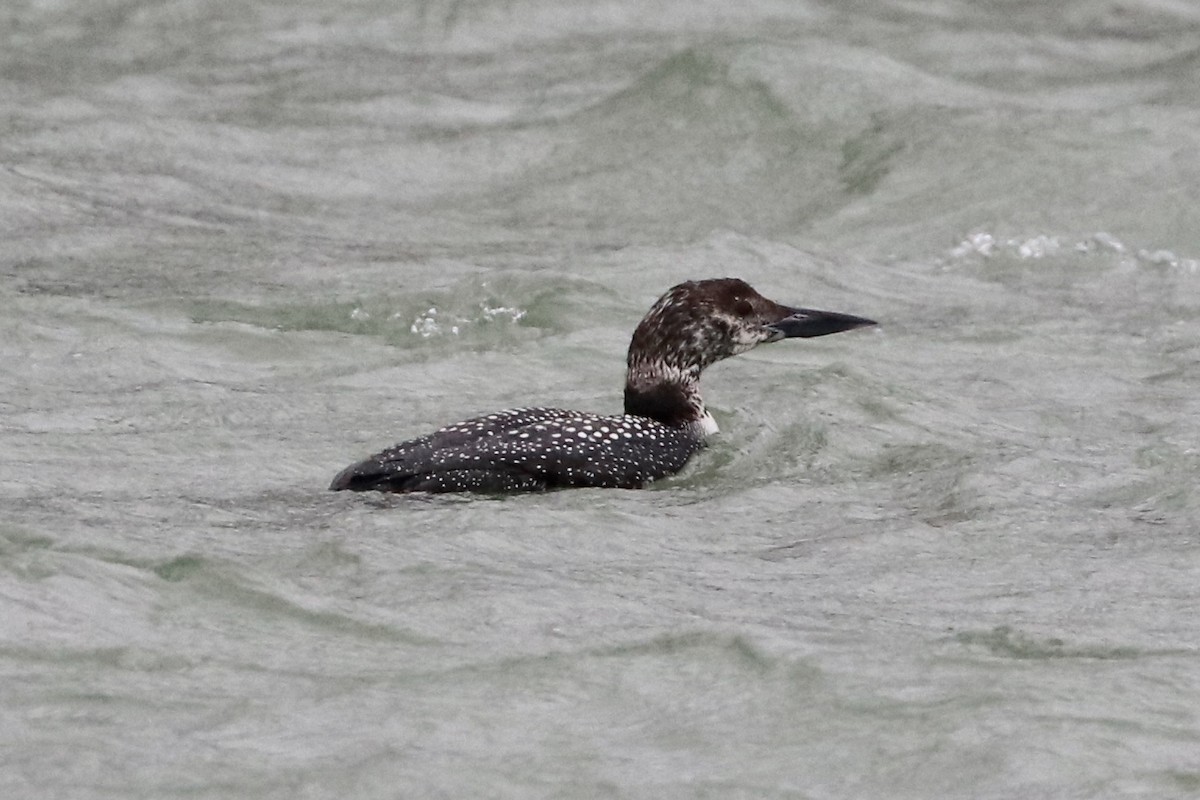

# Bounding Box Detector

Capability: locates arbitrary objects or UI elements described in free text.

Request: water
[3,1,1199,797]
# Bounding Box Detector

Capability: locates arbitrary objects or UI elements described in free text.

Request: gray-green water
[3,1,1199,797]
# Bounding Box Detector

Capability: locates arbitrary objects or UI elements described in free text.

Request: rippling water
[3,1,1200,797]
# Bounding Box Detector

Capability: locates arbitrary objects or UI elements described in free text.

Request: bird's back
[329,407,703,493]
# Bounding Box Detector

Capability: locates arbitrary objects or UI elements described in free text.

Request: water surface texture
[3,1,1200,797]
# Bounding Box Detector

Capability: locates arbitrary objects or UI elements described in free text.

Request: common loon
[330,278,875,494]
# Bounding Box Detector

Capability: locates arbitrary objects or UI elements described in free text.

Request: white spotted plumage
[330,278,874,493]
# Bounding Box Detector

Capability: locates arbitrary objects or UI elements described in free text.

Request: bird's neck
[623,361,712,430]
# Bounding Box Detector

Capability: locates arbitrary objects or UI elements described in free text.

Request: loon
[330,278,875,494]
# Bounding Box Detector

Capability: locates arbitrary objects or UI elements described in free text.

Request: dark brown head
[623,278,875,427]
